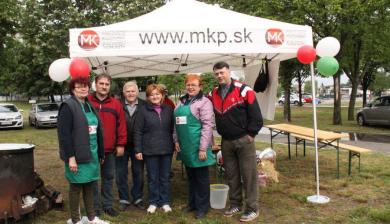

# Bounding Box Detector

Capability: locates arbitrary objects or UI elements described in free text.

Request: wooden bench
[291,134,371,176]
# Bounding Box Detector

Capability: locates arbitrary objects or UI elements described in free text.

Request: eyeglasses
[75,86,88,89]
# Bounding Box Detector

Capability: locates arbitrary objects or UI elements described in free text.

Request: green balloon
[316,57,339,77]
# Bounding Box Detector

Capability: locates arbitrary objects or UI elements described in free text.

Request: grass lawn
[1,102,389,223]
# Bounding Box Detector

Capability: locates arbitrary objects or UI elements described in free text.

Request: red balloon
[297,45,317,64]
[69,58,90,78]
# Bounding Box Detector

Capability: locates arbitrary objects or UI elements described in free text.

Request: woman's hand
[175,143,181,153]
[198,150,207,161]
[135,153,143,160]
[68,157,78,173]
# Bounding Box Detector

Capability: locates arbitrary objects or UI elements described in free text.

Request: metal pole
[307,62,330,204]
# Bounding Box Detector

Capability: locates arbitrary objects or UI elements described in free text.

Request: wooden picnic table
[264,123,348,177]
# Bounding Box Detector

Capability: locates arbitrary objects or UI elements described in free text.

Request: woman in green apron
[58,77,108,224]
[174,74,215,219]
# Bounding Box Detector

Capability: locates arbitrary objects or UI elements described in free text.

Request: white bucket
[210,184,229,209]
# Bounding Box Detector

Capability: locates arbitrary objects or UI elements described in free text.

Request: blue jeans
[115,150,130,204]
[144,154,172,207]
[130,150,145,203]
[94,152,115,210]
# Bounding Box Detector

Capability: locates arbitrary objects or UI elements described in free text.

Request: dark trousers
[115,150,130,204]
[221,136,258,212]
[69,181,95,223]
[144,154,172,207]
[185,166,210,213]
[94,152,115,210]
[130,150,145,203]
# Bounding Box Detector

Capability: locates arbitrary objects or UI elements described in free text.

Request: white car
[28,103,59,128]
[0,103,24,129]
[278,94,301,105]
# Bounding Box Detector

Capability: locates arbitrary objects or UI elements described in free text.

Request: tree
[369,71,390,96]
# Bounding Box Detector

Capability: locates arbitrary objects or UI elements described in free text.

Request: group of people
[57,61,263,224]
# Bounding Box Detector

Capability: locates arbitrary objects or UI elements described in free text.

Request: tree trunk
[284,87,291,122]
[333,74,342,125]
[49,95,55,102]
[348,78,359,120]
[362,88,367,107]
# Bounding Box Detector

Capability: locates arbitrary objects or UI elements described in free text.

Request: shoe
[147,205,157,214]
[162,204,172,213]
[240,210,259,222]
[224,207,241,217]
[103,207,119,217]
[195,211,207,219]
[133,199,146,210]
[81,216,110,224]
[118,203,130,211]
[181,206,196,213]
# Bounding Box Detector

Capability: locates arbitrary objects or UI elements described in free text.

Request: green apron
[65,103,100,183]
[174,100,215,168]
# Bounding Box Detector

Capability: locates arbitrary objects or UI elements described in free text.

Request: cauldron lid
[0,143,35,151]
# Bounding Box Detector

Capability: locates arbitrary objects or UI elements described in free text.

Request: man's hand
[199,150,207,161]
[68,157,78,173]
[247,135,254,143]
[135,153,143,160]
[116,146,124,157]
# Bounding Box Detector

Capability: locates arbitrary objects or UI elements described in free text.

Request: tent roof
[69,0,313,77]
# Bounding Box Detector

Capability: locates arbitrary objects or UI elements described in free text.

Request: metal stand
[306,62,330,204]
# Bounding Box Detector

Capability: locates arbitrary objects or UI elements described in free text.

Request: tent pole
[307,62,330,204]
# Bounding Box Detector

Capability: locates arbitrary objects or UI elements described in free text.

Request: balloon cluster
[48,58,90,82]
[296,37,340,77]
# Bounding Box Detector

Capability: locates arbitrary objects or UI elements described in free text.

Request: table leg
[270,129,273,148]
[337,140,340,178]
[288,133,291,160]
[348,151,352,176]
[303,140,306,157]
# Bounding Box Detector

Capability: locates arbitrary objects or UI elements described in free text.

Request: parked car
[356,96,390,126]
[303,95,321,104]
[28,103,59,128]
[278,94,300,105]
[0,103,24,129]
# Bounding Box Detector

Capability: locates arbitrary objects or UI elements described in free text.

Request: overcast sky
[316,73,349,86]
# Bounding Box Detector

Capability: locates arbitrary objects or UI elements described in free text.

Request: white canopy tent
[69,0,313,120]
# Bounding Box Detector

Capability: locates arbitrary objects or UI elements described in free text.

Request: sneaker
[147,205,157,214]
[81,216,110,224]
[224,207,241,217]
[118,203,130,211]
[133,199,146,210]
[240,210,259,222]
[103,207,119,217]
[162,204,172,213]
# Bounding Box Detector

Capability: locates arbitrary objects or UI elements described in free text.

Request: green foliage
[369,71,390,96]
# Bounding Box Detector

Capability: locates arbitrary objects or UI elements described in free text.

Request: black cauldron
[0,143,35,220]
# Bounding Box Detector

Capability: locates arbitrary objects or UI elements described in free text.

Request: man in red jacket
[88,74,127,217]
[210,62,263,222]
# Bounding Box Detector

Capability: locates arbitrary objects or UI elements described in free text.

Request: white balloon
[316,37,340,57]
[48,58,71,82]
